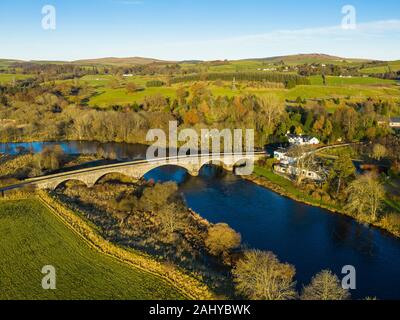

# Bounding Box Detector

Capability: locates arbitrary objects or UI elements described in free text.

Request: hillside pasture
[308,75,397,86]
[0,73,34,84]
[360,61,400,74]
[89,86,176,108]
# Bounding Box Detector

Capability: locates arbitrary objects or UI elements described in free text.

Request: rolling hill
[73,56,171,66]
[239,53,376,65]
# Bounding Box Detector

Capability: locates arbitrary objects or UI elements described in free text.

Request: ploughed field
[0,199,184,300]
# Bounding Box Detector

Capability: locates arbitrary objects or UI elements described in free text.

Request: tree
[286,145,318,185]
[372,144,387,161]
[232,250,297,300]
[176,87,189,105]
[126,82,138,93]
[301,270,350,300]
[345,173,385,221]
[36,146,65,171]
[205,223,241,257]
[183,109,200,125]
[330,153,356,196]
[257,94,285,139]
[138,182,179,211]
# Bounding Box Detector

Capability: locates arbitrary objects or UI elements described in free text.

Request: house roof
[287,134,318,141]
[390,117,400,123]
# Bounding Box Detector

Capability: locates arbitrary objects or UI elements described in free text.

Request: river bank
[245,166,400,239]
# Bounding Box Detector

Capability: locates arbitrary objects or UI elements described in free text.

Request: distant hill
[239,53,376,65]
[0,54,395,68]
[72,57,171,66]
[0,59,24,67]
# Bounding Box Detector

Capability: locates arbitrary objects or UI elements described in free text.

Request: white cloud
[130,19,400,61]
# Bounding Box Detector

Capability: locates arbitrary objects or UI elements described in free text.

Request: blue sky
[0,0,399,61]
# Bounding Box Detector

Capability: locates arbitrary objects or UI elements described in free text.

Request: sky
[0,0,399,61]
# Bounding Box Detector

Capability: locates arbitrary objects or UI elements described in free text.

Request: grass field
[360,61,400,74]
[89,87,176,107]
[0,73,33,84]
[87,81,400,109]
[308,75,396,86]
[0,199,185,300]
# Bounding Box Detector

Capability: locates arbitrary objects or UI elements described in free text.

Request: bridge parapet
[7,152,266,191]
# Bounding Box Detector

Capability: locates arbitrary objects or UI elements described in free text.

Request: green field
[0,199,184,300]
[87,81,400,109]
[0,73,33,84]
[308,75,396,86]
[360,61,400,74]
[89,87,176,107]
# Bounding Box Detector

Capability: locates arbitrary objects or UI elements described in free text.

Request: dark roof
[390,117,400,123]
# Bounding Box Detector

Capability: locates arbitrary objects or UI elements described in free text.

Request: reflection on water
[1,141,400,299]
[0,141,149,160]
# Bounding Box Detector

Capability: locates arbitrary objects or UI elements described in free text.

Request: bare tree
[287,145,320,185]
[232,250,297,300]
[301,270,350,300]
[345,173,385,221]
[257,94,285,138]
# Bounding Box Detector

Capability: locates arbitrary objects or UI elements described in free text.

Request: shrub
[146,80,165,87]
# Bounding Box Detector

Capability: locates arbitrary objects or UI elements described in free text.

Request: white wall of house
[274,164,323,181]
[274,151,297,165]
[287,135,320,146]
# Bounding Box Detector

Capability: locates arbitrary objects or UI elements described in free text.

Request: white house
[274,164,324,182]
[274,149,297,165]
[389,118,400,128]
[286,134,320,146]
[378,117,400,129]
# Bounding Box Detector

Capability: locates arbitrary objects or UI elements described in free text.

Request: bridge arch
[139,163,200,179]
[198,159,233,172]
[52,178,90,191]
[92,171,139,186]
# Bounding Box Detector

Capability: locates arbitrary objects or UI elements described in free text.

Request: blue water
[145,165,400,300]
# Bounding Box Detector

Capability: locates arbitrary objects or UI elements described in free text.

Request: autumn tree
[205,223,241,257]
[232,250,297,300]
[126,82,138,93]
[183,109,201,126]
[176,87,189,106]
[301,270,350,300]
[36,146,65,171]
[345,173,385,221]
[371,144,387,161]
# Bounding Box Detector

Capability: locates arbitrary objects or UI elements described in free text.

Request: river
[1,141,400,299]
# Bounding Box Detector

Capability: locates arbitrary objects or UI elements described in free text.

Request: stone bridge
[7,152,265,191]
